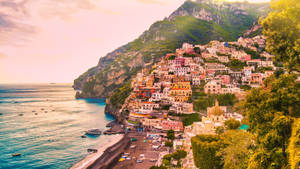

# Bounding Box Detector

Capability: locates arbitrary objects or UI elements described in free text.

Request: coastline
[71,134,124,169]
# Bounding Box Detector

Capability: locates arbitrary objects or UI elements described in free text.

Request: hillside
[73,0,269,99]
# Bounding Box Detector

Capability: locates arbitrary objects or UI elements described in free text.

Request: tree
[224,119,241,130]
[150,166,167,169]
[191,135,224,169]
[160,149,187,168]
[274,68,285,78]
[260,0,300,72]
[172,150,187,160]
[244,74,300,168]
[217,94,237,106]
[240,84,251,91]
[219,130,254,169]
[226,59,247,71]
[167,129,175,140]
[287,118,300,169]
[165,141,173,147]
[194,47,201,54]
[215,126,225,135]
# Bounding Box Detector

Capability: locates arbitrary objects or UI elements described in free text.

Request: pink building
[240,54,251,62]
[185,48,195,54]
[251,73,263,84]
[175,57,185,67]
[216,75,230,84]
[161,120,184,132]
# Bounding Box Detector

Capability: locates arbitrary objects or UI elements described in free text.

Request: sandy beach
[71,134,123,169]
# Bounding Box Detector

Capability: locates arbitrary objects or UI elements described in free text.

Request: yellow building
[169,88,192,96]
[171,82,191,89]
[169,82,192,102]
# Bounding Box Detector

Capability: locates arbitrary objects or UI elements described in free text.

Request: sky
[0,0,270,83]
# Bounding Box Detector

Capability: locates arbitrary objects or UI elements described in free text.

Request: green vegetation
[240,84,251,91]
[191,135,224,169]
[219,130,254,169]
[225,59,247,71]
[164,141,173,148]
[160,150,187,168]
[288,119,300,169]
[193,94,237,111]
[274,68,285,78]
[215,126,225,135]
[167,55,176,60]
[244,47,261,59]
[245,5,300,166]
[168,113,201,126]
[255,66,273,73]
[261,0,300,72]
[183,53,196,58]
[150,166,167,169]
[244,74,300,168]
[224,118,241,130]
[245,27,263,38]
[127,119,139,125]
[192,130,254,169]
[204,57,221,63]
[216,94,237,106]
[167,130,175,141]
[165,130,175,148]
[110,81,132,107]
[194,47,201,54]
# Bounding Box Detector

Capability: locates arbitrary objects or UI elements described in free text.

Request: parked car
[136,159,143,163]
[149,159,157,162]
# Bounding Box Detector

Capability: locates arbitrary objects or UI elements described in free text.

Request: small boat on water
[12,153,21,157]
[81,135,87,138]
[87,149,98,153]
[0,113,3,115]
[85,129,102,136]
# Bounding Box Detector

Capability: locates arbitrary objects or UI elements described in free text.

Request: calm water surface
[0,84,114,169]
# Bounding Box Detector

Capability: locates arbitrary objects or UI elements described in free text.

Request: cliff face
[74,0,269,114]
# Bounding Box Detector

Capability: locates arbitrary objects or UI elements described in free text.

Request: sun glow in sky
[0,0,269,83]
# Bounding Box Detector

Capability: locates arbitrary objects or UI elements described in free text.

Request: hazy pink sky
[0,0,269,83]
[0,0,185,83]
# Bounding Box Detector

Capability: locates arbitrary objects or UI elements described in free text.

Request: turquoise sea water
[0,84,114,169]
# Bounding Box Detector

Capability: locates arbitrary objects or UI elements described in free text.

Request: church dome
[207,100,224,116]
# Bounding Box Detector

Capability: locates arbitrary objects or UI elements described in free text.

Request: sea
[0,84,115,169]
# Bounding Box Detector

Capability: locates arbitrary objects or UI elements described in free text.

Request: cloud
[0,0,36,46]
[0,0,103,46]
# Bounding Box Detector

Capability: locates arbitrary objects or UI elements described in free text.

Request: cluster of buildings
[119,35,278,168]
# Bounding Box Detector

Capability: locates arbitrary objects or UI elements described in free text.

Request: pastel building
[162,120,184,131]
[204,80,221,94]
